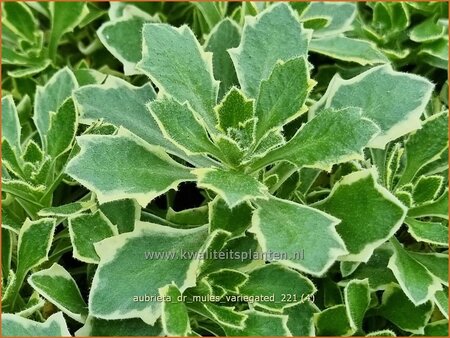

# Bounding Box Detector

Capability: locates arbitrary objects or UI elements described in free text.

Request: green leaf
[1,312,70,337]
[229,3,311,98]
[14,296,45,318]
[48,2,89,59]
[314,64,434,148]
[309,36,388,65]
[2,228,13,276]
[193,168,268,208]
[187,301,246,330]
[388,238,442,305]
[254,57,310,140]
[323,278,343,307]
[89,222,209,324]
[204,19,241,99]
[76,76,215,167]
[73,68,107,86]
[250,196,347,276]
[46,98,78,158]
[378,284,433,334]
[284,301,318,336]
[68,210,118,264]
[412,175,444,205]
[343,244,396,291]
[2,140,24,178]
[419,38,448,70]
[17,218,56,278]
[167,206,208,227]
[33,68,78,149]
[253,107,379,171]
[199,233,259,275]
[149,97,221,157]
[22,140,43,163]
[65,133,195,207]
[240,263,316,311]
[98,16,154,75]
[410,18,445,43]
[434,289,449,319]
[300,2,356,37]
[314,305,353,336]
[2,2,38,43]
[191,2,226,31]
[223,310,290,336]
[344,279,370,333]
[137,23,219,131]
[76,316,162,336]
[405,218,448,246]
[160,284,191,336]
[2,180,45,204]
[407,252,448,285]
[214,87,254,135]
[214,135,245,167]
[28,263,88,323]
[73,76,177,149]
[209,196,252,238]
[100,199,140,233]
[418,320,449,336]
[2,95,22,152]
[313,169,407,261]
[408,188,448,220]
[398,111,448,185]
[205,269,248,293]
[38,201,95,217]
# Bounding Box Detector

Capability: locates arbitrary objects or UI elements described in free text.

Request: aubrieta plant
[1,2,448,337]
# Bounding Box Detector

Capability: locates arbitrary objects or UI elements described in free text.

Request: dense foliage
[1,2,448,336]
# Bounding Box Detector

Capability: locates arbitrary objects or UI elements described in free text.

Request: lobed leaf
[46,98,78,158]
[137,23,219,131]
[65,133,195,207]
[193,167,268,208]
[344,279,370,334]
[149,97,221,158]
[99,199,140,234]
[314,169,407,262]
[388,238,442,305]
[312,64,434,148]
[254,56,310,140]
[300,2,356,37]
[1,312,70,337]
[252,107,379,171]
[209,196,252,238]
[250,196,347,276]
[98,16,155,75]
[223,309,290,336]
[398,111,448,186]
[284,301,318,336]
[309,36,388,65]
[160,284,191,336]
[405,218,448,246]
[378,284,433,334]
[33,68,78,149]
[16,218,56,278]
[240,263,316,311]
[68,210,118,264]
[204,19,241,99]
[76,316,162,337]
[89,222,208,324]
[2,95,22,152]
[28,263,88,323]
[229,2,311,98]
[314,305,353,336]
